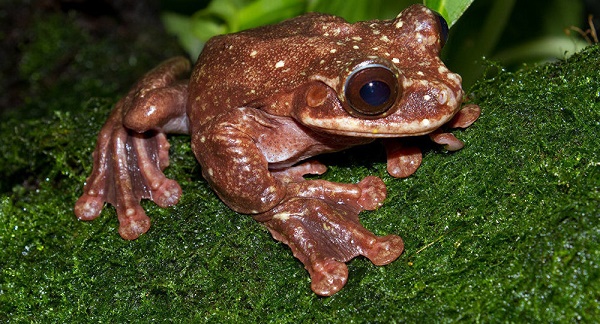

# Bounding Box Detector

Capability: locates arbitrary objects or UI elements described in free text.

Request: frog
[74,4,480,296]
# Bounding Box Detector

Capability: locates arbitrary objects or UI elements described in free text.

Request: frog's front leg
[74,57,191,239]
[384,103,481,178]
[195,107,403,296]
[256,177,404,296]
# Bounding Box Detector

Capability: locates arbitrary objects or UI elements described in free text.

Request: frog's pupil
[359,81,390,107]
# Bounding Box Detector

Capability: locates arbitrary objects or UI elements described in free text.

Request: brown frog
[74,4,480,296]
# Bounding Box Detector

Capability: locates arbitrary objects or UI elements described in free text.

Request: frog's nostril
[344,63,400,118]
[437,89,448,105]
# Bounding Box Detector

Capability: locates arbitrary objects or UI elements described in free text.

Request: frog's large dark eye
[433,11,449,47]
[344,64,399,118]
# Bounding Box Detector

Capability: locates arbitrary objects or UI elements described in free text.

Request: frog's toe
[310,258,348,296]
[447,103,481,129]
[117,205,151,240]
[383,140,423,178]
[429,131,464,151]
[153,179,182,208]
[272,160,328,183]
[357,176,387,210]
[74,193,105,221]
[364,234,404,266]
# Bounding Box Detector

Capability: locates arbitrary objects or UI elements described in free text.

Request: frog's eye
[433,11,449,47]
[344,64,399,118]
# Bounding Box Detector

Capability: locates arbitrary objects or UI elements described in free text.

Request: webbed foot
[255,176,404,296]
[75,57,190,239]
[74,123,182,239]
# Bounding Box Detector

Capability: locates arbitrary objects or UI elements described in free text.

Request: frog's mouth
[299,113,456,138]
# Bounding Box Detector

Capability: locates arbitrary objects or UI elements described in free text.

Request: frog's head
[292,4,463,138]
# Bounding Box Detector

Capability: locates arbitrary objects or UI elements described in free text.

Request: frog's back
[187,13,361,126]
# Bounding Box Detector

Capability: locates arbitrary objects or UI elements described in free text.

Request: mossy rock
[1,13,598,321]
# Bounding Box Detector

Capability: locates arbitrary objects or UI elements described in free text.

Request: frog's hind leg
[74,56,191,240]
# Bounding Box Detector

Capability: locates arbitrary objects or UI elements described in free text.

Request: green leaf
[424,0,475,27]
[236,0,306,30]
[162,12,208,58]
[309,0,418,22]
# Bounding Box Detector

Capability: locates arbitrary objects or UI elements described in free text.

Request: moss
[1,9,599,321]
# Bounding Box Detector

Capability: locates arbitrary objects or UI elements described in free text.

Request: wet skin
[75,4,480,296]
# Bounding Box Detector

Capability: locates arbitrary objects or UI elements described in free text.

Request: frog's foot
[75,123,182,239]
[383,140,423,178]
[75,57,190,239]
[430,103,481,151]
[255,177,403,296]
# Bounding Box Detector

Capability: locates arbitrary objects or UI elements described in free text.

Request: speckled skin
[74,4,480,296]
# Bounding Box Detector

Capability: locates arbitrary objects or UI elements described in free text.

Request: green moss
[1,11,598,321]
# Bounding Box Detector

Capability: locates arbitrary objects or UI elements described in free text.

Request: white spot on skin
[147,105,157,115]
[395,20,404,29]
[423,94,431,101]
[421,119,430,127]
[380,35,391,42]
[447,72,462,86]
[275,60,285,68]
[200,136,206,143]
[207,168,214,177]
[273,212,291,221]
[392,58,400,64]
[419,80,431,87]
[352,36,363,41]
[416,33,424,43]
[353,45,359,49]
[417,71,425,76]
[250,50,257,57]
[372,47,379,51]
[330,48,337,54]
